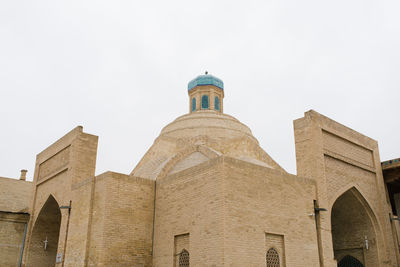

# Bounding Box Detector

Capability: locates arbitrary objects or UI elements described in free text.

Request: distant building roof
[382,158,400,170]
[0,177,32,213]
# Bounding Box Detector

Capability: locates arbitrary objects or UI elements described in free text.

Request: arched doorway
[331,188,379,266]
[27,195,62,267]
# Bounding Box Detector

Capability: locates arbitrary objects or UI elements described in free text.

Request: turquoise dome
[188,74,224,91]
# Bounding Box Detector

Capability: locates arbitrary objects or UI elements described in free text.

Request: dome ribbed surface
[160,111,255,141]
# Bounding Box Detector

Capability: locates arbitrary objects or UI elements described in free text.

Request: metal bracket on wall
[60,204,71,214]
[314,207,328,212]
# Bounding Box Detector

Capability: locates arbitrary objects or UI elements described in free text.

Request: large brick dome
[130,110,283,180]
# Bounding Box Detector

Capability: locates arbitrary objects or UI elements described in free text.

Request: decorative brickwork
[178,249,189,267]
[174,234,189,267]
[38,146,70,181]
[266,248,280,267]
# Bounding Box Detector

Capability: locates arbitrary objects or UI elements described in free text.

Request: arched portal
[27,195,62,267]
[331,188,379,266]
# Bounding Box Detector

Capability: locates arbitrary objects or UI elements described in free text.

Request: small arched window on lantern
[214,96,220,111]
[266,248,280,267]
[192,97,196,111]
[201,95,209,109]
[179,249,189,267]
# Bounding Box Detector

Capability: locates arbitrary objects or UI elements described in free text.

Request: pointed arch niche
[331,187,381,266]
[27,195,62,267]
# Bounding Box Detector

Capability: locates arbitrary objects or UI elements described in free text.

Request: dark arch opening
[338,255,364,267]
[214,96,220,111]
[191,97,196,111]
[27,195,62,267]
[201,95,209,109]
[331,188,378,267]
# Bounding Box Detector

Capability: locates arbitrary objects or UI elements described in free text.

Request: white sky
[1,0,399,181]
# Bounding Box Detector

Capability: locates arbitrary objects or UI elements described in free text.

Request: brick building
[1,74,399,266]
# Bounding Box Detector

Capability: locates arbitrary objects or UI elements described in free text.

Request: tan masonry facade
[0,74,399,266]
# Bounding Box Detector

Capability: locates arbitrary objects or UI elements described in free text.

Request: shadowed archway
[338,255,363,267]
[27,195,62,267]
[331,187,379,266]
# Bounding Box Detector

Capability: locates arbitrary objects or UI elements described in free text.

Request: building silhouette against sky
[1,74,400,266]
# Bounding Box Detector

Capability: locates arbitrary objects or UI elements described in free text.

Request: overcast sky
[1,0,399,181]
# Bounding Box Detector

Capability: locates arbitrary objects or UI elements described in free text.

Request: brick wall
[88,172,154,267]
[223,157,319,266]
[153,156,319,266]
[0,177,32,266]
[154,158,225,267]
[0,212,29,267]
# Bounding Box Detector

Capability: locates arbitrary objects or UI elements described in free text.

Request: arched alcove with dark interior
[26,195,62,267]
[331,187,380,266]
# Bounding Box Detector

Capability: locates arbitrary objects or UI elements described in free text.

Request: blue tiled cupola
[188,72,224,91]
[187,72,224,113]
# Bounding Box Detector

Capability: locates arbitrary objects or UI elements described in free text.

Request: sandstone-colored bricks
[0,177,31,267]
[1,102,399,267]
